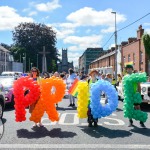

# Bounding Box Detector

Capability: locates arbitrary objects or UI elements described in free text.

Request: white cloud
[68,46,79,51]
[145,28,150,34]
[68,52,81,66]
[35,0,61,12]
[66,7,126,27]
[59,23,78,29]
[143,23,150,26]
[48,23,75,39]
[109,43,115,49]
[64,35,102,49]
[0,6,33,31]
[101,26,115,33]
[28,11,37,16]
[51,26,75,39]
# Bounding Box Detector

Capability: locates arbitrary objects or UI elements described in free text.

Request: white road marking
[41,112,125,126]
[59,113,79,125]
[80,123,103,126]
[0,144,149,149]
[111,113,117,116]
[104,117,125,126]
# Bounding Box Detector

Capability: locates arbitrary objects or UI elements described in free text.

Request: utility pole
[4,51,6,71]
[111,11,117,80]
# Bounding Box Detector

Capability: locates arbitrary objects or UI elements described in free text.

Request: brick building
[121,25,147,73]
[78,48,104,74]
[89,46,122,75]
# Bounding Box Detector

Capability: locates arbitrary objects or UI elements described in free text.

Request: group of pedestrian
[23,65,147,129]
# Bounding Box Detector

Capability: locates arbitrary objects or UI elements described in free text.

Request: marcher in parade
[123,65,146,128]
[53,72,60,77]
[29,67,43,127]
[67,68,77,107]
[43,71,50,79]
[87,70,99,127]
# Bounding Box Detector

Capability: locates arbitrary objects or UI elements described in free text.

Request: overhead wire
[102,12,150,49]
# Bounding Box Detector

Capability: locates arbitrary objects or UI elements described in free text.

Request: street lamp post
[111,11,117,81]
[23,53,26,72]
[37,54,38,68]
[22,57,25,73]
[31,62,33,69]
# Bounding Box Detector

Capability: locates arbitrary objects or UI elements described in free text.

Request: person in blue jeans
[87,70,99,127]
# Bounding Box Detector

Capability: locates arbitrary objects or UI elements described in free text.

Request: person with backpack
[87,70,99,127]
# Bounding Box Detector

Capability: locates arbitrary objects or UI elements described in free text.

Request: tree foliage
[142,34,150,59]
[12,22,58,72]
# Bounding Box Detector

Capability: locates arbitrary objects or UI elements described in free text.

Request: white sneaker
[32,123,37,127]
[38,123,44,127]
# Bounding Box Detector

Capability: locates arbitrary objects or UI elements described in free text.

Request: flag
[68,78,79,97]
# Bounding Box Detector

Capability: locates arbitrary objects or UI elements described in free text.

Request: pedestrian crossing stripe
[0,144,149,149]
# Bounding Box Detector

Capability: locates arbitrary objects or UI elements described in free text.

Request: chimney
[128,37,137,43]
[137,25,144,39]
[121,41,128,46]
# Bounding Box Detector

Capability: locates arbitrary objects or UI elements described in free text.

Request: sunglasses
[32,70,37,72]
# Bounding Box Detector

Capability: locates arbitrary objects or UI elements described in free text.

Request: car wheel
[0,101,4,119]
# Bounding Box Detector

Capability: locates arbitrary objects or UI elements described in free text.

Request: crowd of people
[23,66,148,128]
[24,67,123,127]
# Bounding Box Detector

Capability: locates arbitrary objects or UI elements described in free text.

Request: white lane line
[0,144,150,149]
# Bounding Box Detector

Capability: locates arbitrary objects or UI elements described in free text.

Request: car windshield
[142,82,150,84]
[0,76,14,88]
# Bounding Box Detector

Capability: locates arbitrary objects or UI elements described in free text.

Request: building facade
[121,25,147,73]
[0,45,24,74]
[79,48,104,74]
[89,47,122,75]
[0,45,14,74]
[58,48,73,73]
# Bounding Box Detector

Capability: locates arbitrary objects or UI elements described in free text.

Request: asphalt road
[0,98,150,150]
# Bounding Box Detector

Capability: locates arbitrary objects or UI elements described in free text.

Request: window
[128,54,130,62]
[140,51,143,63]
[123,56,125,62]
[133,53,135,64]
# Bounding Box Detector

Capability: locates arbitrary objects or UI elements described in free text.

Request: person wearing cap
[87,70,99,127]
[123,64,146,128]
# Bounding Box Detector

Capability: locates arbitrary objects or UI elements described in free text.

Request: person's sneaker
[72,103,75,107]
[32,123,37,128]
[128,119,133,127]
[94,122,98,127]
[68,104,72,107]
[88,123,93,127]
[140,122,146,128]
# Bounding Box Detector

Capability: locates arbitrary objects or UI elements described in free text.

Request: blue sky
[0,0,150,66]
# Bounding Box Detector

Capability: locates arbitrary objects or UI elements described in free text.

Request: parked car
[0,76,15,106]
[1,71,22,80]
[0,84,5,118]
[116,81,150,104]
[141,82,150,104]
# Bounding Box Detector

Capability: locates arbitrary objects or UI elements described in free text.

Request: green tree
[142,34,150,75]
[12,22,58,72]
